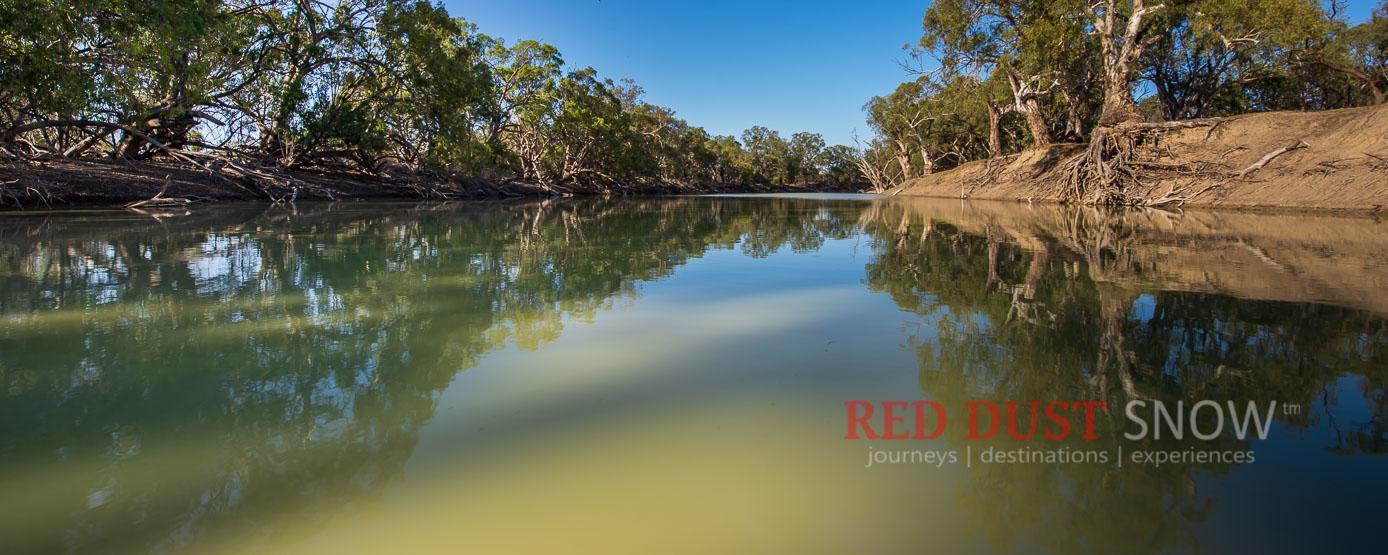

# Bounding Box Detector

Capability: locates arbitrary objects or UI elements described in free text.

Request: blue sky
[446,0,1382,147]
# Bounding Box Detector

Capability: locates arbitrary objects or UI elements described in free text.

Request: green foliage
[1143,0,1330,118]
[871,0,1378,172]
[0,0,861,189]
[378,0,494,171]
[787,132,826,184]
[1,0,255,151]
[0,0,102,125]
[819,144,861,184]
[1306,1,1388,105]
[867,73,1000,177]
[740,126,791,184]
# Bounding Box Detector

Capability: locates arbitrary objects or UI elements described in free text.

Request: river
[0,195,1384,553]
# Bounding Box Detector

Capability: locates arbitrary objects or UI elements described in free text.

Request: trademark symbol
[1282,403,1302,416]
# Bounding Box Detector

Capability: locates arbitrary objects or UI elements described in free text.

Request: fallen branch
[1202,119,1230,141]
[1143,182,1193,207]
[1365,152,1388,172]
[1237,140,1308,178]
[125,175,193,208]
[1120,118,1223,131]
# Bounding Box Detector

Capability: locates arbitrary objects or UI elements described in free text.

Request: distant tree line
[858,0,1388,191]
[0,0,862,191]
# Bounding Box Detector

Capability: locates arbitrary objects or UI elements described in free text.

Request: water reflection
[863,199,1388,553]
[0,197,1384,553]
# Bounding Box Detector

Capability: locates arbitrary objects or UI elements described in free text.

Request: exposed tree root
[0,177,54,209]
[1060,125,1150,206]
[962,153,1017,199]
[1059,118,1314,207]
[1142,182,1198,207]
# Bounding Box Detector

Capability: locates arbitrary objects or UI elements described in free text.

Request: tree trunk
[1003,64,1051,147]
[986,101,1004,158]
[1315,59,1386,105]
[893,138,912,180]
[1060,90,1086,141]
[919,146,935,175]
[1093,0,1162,127]
[1099,69,1143,127]
[1018,99,1051,147]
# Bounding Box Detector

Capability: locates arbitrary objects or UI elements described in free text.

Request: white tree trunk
[1004,64,1052,147]
[1093,0,1164,126]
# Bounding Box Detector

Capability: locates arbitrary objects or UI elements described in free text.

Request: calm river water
[0,195,1384,553]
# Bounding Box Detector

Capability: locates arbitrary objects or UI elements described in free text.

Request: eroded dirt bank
[0,158,858,209]
[894,104,1388,213]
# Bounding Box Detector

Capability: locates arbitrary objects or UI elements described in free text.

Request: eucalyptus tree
[104,0,262,157]
[0,0,262,157]
[787,132,827,183]
[864,89,920,179]
[616,80,731,185]
[921,75,998,170]
[1307,1,1388,105]
[482,39,563,148]
[1141,0,1331,119]
[740,126,790,184]
[865,78,970,177]
[229,0,392,166]
[852,137,908,192]
[704,135,750,184]
[921,0,1088,147]
[1345,2,1388,103]
[538,68,635,186]
[819,144,861,185]
[374,0,493,171]
[977,70,1024,157]
[623,98,682,181]
[677,126,720,184]
[867,75,994,177]
[1083,0,1169,126]
[0,0,101,131]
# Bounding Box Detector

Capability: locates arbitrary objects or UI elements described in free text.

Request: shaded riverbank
[893,104,1388,213]
[0,158,863,209]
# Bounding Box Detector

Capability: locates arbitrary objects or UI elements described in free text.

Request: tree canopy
[0,0,862,192]
[857,0,1387,189]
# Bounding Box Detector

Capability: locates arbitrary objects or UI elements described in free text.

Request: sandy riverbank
[893,104,1388,214]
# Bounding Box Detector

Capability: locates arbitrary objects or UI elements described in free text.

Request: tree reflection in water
[862,199,1388,553]
[0,197,1383,553]
[0,198,860,553]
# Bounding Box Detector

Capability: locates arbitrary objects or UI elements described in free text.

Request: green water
[0,195,1385,553]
